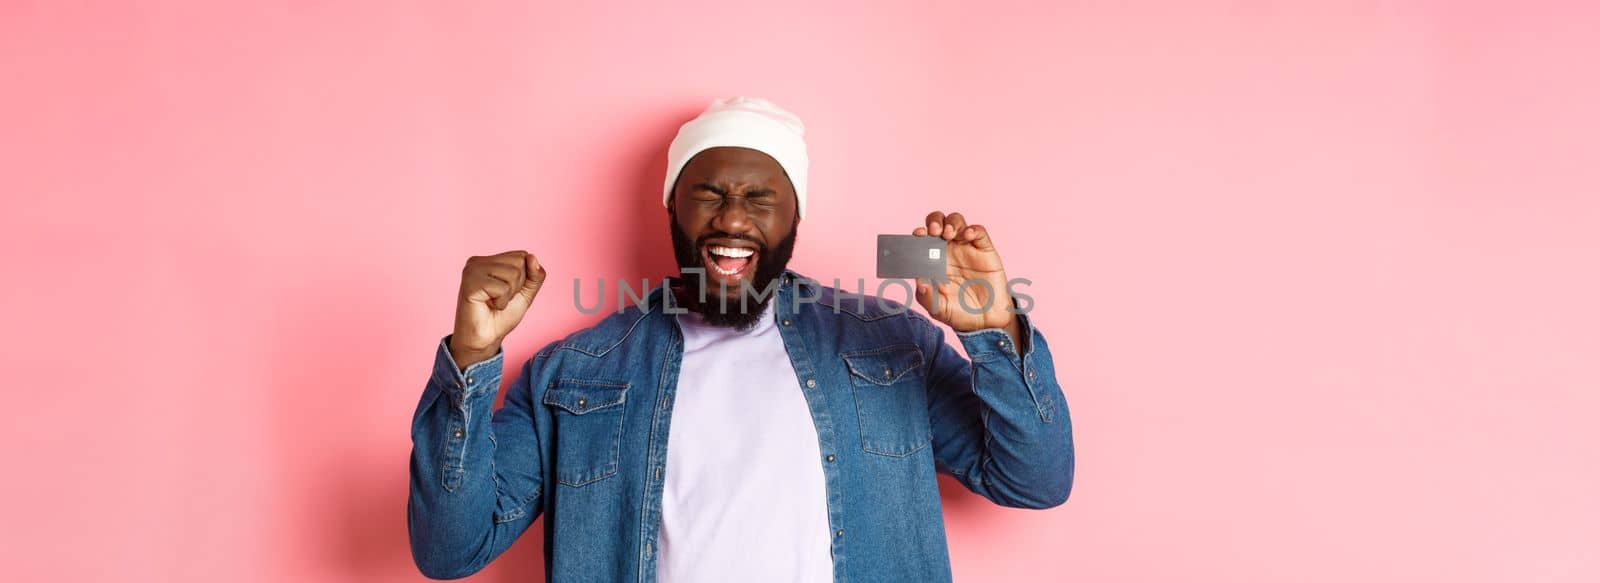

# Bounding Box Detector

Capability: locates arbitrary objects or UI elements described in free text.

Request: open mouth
[701,240,759,282]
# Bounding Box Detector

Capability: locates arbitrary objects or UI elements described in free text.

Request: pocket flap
[542,380,628,415]
[841,345,925,386]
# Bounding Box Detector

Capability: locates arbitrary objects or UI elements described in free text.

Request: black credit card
[877,235,947,280]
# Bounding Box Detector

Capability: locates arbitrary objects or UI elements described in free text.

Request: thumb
[518,255,546,299]
[914,278,937,314]
[503,256,546,317]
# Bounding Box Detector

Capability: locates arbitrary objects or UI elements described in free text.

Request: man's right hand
[450,250,547,370]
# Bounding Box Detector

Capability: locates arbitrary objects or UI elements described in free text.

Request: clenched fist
[450,250,546,369]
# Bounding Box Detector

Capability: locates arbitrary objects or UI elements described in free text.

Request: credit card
[877,235,948,280]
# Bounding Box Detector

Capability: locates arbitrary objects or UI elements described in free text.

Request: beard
[669,213,798,331]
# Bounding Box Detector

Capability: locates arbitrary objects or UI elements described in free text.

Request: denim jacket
[408,271,1074,582]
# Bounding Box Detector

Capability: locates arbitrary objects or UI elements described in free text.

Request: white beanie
[662,96,810,219]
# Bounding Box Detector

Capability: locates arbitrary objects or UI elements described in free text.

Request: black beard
[669,214,798,331]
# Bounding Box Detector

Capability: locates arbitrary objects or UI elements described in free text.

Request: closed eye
[690,183,724,202]
[747,189,777,208]
[690,183,778,207]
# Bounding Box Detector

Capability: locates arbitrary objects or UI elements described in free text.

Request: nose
[711,197,752,234]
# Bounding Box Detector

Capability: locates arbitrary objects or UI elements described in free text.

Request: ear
[666,173,682,215]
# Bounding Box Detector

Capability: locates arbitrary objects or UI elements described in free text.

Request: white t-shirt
[656,305,833,582]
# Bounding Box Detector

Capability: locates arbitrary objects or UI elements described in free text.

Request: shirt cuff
[955,312,1037,369]
[432,334,505,400]
[955,313,1057,421]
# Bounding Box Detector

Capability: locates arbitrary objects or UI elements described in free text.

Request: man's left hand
[912,211,1023,347]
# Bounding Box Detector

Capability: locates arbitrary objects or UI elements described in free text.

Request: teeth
[710,262,739,275]
[708,245,754,258]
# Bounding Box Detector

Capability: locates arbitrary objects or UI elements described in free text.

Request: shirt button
[782,319,792,326]
[805,379,816,389]
[882,368,892,379]
[452,428,464,439]
[826,454,836,462]
[577,398,587,408]
[1029,370,1037,380]
[835,529,844,538]
[997,340,1008,349]
[465,376,474,385]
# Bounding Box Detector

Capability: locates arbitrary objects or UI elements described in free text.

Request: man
[408,97,1074,582]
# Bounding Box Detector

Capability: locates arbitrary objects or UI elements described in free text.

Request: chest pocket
[542,379,629,487]
[842,344,931,457]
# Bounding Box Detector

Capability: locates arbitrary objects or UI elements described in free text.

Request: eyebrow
[691,182,777,197]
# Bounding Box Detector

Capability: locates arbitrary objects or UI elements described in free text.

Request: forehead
[679,146,790,187]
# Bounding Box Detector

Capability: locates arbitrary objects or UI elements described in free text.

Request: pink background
[3,1,1597,581]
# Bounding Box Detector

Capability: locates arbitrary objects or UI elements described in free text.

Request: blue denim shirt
[408,271,1074,581]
